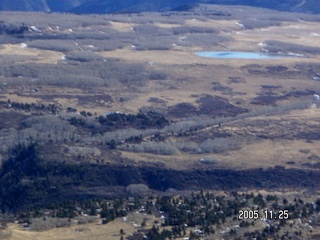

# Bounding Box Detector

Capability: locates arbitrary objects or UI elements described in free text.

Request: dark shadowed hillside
[0,0,50,11]
[0,0,320,14]
[46,0,88,12]
[69,0,199,14]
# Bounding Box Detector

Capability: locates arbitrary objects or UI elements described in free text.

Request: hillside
[0,0,320,14]
[0,0,50,12]
[0,4,320,239]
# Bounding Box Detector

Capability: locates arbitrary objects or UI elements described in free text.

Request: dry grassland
[108,21,133,32]
[0,44,63,64]
[1,220,134,240]
[0,211,166,240]
[120,132,320,170]
[184,19,240,30]
[154,22,181,29]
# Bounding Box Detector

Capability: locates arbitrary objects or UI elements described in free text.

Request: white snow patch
[235,22,245,28]
[29,26,41,33]
[20,43,27,48]
[288,52,304,57]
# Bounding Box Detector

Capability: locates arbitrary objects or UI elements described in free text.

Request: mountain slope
[46,0,88,12]
[69,0,198,14]
[0,0,50,11]
[0,0,319,16]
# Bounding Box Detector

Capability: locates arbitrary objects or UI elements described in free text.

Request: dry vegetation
[0,5,319,170]
[0,5,320,169]
[0,5,320,238]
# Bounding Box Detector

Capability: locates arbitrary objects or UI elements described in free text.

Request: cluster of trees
[119,142,177,155]
[0,22,28,35]
[2,100,61,114]
[0,92,313,159]
[147,192,320,239]
[120,135,242,155]
[145,225,172,240]
[98,112,169,130]
[4,60,152,88]
[119,191,320,239]
[65,51,103,62]
[1,151,320,240]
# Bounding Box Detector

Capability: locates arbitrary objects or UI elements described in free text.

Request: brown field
[0,44,63,64]
[1,219,135,240]
[0,5,319,171]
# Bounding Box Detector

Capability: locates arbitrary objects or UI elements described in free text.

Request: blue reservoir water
[195,51,282,59]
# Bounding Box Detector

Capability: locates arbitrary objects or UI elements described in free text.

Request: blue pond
[195,51,282,59]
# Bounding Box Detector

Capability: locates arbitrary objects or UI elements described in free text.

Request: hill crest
[0,0,319,14]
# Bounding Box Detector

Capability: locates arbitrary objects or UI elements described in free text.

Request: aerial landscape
[0,0,320,239]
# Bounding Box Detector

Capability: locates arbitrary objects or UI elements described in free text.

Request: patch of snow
[68,29,73,32]
[20,43,27,48]
[29,26,41,33]
[287,52,304,57]
[235,22,245,28]
[310,33,319,37]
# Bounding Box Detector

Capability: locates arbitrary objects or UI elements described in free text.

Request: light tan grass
[0,44,62,64]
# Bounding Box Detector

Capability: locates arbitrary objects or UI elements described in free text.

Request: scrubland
[0,4,320,240]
